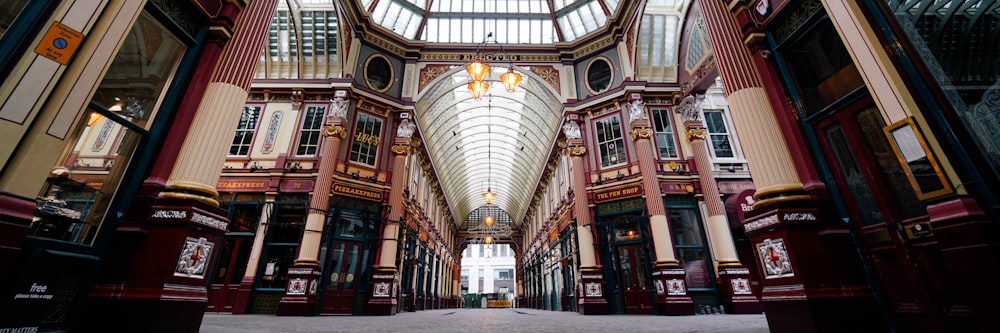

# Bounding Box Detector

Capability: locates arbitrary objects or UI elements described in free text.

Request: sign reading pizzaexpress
[333,184,383,201]
[593,184,643,203]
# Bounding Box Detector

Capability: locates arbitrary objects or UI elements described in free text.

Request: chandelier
[468,95,511,245]
[466,32,522,100]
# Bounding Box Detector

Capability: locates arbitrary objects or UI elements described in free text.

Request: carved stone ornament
[329,96,349,119]
[396,118,416,138]
[676,94,705,123]
[374,282,391,297]
[666,279,686,296]
[324,124,347,139]
[630,127,652,141]
[627,100,648,123]
[174,237,214,279]
[757,238,794,279]
[287,278,307,295]
[567,145,587,157]
[686,127,707,142]
[731,278,752,295]
[391,144,410,156]
[562,121,582,139]
[584,282,602,297]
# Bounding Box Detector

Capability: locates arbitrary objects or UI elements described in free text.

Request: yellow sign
[333,184,383,201]
[593,184,643,203]
[35,22,84,65]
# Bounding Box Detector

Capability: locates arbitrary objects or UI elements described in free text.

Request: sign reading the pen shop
[35,22,84,65]
[593,184,643,203]
[333,184,383,201]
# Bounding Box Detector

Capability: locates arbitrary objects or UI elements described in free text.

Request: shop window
[495,268,514,280]
[594,115,626,168]
[295,105,326,156]
[667,202,713,289]
[703,110,734,158]
[257,195,307,289]
[31,11,186,245]
[780,19,864,115]
[219,192,265,233]
[349,113,382,166]
[229,105,262,156]
[650,108,678,159]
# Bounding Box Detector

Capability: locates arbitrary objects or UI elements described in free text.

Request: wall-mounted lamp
[351,171,360,179]
[287,162,301,172]
[368,175,377,182]
[616,171,624,181]
[668,161,686,175]
[727,164,736,173]
[249,161,260,172]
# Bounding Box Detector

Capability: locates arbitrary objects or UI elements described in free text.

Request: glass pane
[882,0,1000,186]
[780,19,864,115]
[33,117,143,244]
[343,244,360,289]
[824,124,883,225]
[92,11,187,129]
[668,208,703,246]
[0,0,30,39]
[328,243,345,288]
[213,239,236,284]
[229,240,253,284]
[259,245,297,289]
[854,108,927,219]
[678,248,711,288]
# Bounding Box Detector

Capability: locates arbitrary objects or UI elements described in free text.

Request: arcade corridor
[2,0,999,332]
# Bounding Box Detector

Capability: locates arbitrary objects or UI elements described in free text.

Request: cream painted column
[699,0,806,204]
[678,100,739,265]
[162,0,278,204]
[678,101,761,313]
[626,100,678,266]
[563,120,607,314]
[626,98,695,315]
[293,97,349,265]
[566,140,596,268]
[277,97,349,315]
[368,117,416,315]
[241,199,275,282]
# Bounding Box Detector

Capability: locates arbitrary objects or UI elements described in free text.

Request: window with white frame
[229,105,261,156]
[595,115,626,167]
[295,105,326,156]
[650,108,679,159]
[349,113,382,166]
[703,110,734,158]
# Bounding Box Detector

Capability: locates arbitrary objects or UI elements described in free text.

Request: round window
[586,58,613,94]
[364,54,393,92]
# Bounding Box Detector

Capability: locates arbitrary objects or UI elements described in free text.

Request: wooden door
[617,244,653,314]
[814,102,950,331]
[206,237,253,312]
[320,241,362,314]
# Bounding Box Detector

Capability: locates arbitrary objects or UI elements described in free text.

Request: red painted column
[367,116,417,315]
[564,121,608,315]
[277,95,350,315]
[78,1,278,332]
[625,98,695,316]
[678,97,762,314]
[697,0,883,331]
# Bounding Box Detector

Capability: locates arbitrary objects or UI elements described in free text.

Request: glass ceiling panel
[415,67,561,227]
[363,0,617,43]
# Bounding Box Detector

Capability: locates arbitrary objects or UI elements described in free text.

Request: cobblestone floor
[200,308,770,333]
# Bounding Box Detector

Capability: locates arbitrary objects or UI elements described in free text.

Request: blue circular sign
[53,38,68,49]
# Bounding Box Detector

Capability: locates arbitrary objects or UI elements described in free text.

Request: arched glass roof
[417,66,562,228]
[357,0,624,43]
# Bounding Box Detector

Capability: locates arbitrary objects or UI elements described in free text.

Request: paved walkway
[200,308,769,333]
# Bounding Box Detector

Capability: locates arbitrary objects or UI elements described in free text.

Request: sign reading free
[35,22,84,65]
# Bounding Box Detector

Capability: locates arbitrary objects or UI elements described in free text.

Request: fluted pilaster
[163,0,279,204]
[699,0,805,204]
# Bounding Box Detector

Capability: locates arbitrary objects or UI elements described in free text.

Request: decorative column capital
[567,145,587,157]
[630,127,652,141]
[391,144,411,156]
[686,127,707,143]
[324,124,347,139]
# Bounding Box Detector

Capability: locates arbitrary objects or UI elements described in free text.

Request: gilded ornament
[391,144,410,156]
[687,127,707,142]
[630,127,652,140]
[324,125,347,139]
[567,145,587,156]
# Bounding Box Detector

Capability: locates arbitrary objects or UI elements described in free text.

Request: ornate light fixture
[466,32,522,100]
